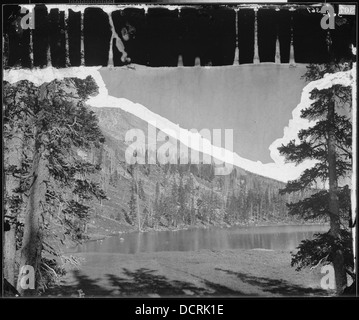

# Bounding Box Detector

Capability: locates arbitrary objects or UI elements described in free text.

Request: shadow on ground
[215,268,327,296]
[45,267,328,297]
[46,268,246,297]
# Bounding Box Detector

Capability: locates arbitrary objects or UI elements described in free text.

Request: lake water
[73,224,329,254]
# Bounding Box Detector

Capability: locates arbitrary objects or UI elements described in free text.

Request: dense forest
[82,105,317,237]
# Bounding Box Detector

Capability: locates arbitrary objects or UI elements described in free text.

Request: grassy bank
[46,248,331,297]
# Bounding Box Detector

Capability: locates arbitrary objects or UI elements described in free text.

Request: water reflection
[74,225,329,254]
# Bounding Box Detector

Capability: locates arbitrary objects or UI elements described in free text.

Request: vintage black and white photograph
[2,1,357,300]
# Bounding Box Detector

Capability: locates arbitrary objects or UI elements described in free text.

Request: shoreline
[84,220,329,243]
[54,223,332,298]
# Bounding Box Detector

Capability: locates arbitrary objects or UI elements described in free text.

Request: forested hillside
[4,77,317,250]
[85,106,316,237]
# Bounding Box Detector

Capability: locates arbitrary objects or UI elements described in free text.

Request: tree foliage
[3,76,107,294]
[278,62,354,293]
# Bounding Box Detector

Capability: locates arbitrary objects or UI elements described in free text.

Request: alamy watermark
[20,7,35,30]
[18,265,35,290]
[320,4,335,30]
[320,265,335,290]
[125,122,234,176]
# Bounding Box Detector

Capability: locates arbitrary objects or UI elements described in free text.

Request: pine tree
[226,191,237,224]
[278,62,353,294]
[178,175,187,224]
[122,208,132,225]
[145,148,148,164]
[190,163,199,177]
[184,175,195,224]
[4,80,37,287]
[170,179,179,226]
[128,182,137,225]
[110,170,119,187]
[153,181,161,226]
[209,187,221,223]
[237,180,247,221]
[5,76,107,295]
[264,187,270,220]
[127,157,141,231]
[138,179,145,200]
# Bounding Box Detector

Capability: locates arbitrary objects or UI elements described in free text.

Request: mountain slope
[3,72,318,239]
[84,106,311,237]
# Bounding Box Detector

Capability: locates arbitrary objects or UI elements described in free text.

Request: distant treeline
[90,140,316,231]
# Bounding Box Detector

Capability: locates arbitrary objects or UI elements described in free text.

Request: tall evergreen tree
[128,182,137,225]
[153,181,161,226]
[178,175,187,224]
[4,76,107,295]
[226,191,237,224]
[138,179,145,200]
[278,62,354,294]
[170,179,179,226]
[4,81,37,287]
[185,175,195,224]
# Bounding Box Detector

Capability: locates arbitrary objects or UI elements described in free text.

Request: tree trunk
[327,98,347,295]
[135,166,141,232]
[4,122,25,286]
[17,141,49,296]
[350,68,357,275]
[4,224,16,286]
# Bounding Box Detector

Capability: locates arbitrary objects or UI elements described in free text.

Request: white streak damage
[269,66,355,168]
[3,65,356,185]
[107,12,129,65]
[64,10,70,67]
[21,4,185,14]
